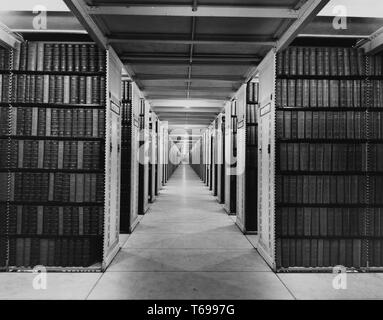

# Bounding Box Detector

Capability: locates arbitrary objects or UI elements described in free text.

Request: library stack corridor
[4,0,383,303]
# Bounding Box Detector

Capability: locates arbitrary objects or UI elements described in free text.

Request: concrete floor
[2,165,383,299]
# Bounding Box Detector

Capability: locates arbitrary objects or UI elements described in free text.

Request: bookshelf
[212,119,218,196]
[138,98,149,214]
[258,46,383,271]
[224,99,237,214]
[207,124,213,190]
[148,110,159,202]
[0,41,122,271]
[236,81,259,233]
[216,113,225,204]
[121,81,142,233]
[159,121,169,185]
[120,79,135,233]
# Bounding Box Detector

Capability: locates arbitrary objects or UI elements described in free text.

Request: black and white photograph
[0,0,383,308]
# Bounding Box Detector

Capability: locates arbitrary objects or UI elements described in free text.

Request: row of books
[13,42,105,73]
[276,238,365,268]
[122,80,132,101]
[368,55,383,76]
[246,104,257,123]
[246,148,257,169]
[0,107,9,135]
[370,177,383,203]
[8,237,102,267]
[276,207,366,237]
[370,80,383,108]
[10,107,105,138]
[122,101,132,125]
[369,240,383,266]
[246,82,259,104]
[5,140,103,170]
[0,48,9,70]
[120,81,132,232]
[276,111,367,140]
[8,205,103,236]
[276,175,367,204]
[0,139,7,168]
[247,125,257,145]
[276,79,366,108]
[277,47,366,77]
[8,172,104,203]
[11,74,106,105]
[278,143,368,172]
[0,74,10,102]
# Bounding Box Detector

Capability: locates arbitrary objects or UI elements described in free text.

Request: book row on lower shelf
[276,238,366,268]
[276,174,367,205]
[0,172,104,203]
[276,110,368,140]
[7,205,103,236]
[246,149,257,168]
[0,48,10,70]
[246,125,257,145]
[0,140,104,170]
[0,75,106,105]
[278,143,370,172]
[246,82,259,104]
[8,237,102,267]
[4,107,105,138]
[276,79,368,108]
[276,207,368,237]
[246,103,257,123]
[6,74,106,105]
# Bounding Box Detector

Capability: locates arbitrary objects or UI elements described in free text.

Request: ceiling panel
[98,15,192,34]
[195,17,288,36]
[130,64,189,75]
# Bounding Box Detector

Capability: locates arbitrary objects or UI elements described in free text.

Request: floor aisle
[2,165,383,299]
[88,164,292,299]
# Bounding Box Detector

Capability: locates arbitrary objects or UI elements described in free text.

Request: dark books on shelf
[13,42,106,73]
[120,80,133,233]
[274,46,382,270]
[0,41,107,269]
[277,47,366,77]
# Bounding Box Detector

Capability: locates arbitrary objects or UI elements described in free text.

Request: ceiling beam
[0,21,22,49]
[360,26,383,54]
[148,95,228,100]
[87,5,299,18]
[154,113,218,118]
[125,61,256,66]
[135,74,244,81]
[109,35,275,46]
[63,0,108,49]
[121,53,261,62]
[144,86,236,92]
[152,107,222,113]
[276,0,331,51]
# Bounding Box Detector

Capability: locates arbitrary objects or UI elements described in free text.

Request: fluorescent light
[0,0,70,11]
[319,0,383,18]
